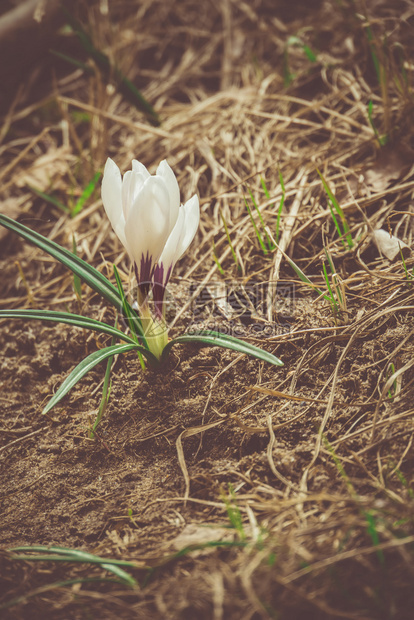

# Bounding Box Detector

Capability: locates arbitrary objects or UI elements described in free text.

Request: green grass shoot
[283,36,318,86]
[322,248,346,320]
[399,243,413,283]
[71,171,102,216]
[367,100,387,146]
[30,171,102,218]
[29,185,69,214]
[317,169,353,248]
[219,207,240,271]
[8,545,139,587]
[365,25,383,87]
[212,240,225,275]
[284,253,330,303]
[244,193,268,254]
[89,334,114,438]
[260,173,286,245]
[248,187,275,250]
[386,362,397,399]
[222,484,246,542]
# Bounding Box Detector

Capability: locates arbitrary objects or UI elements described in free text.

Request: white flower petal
[175,194,200,260]
[156,160,180,227]
[121,170,132,220]
[158,208,186,282]
[101,158,129,251]
[124,176,172,269]
[132,159,150,178]
[157,194,199,285]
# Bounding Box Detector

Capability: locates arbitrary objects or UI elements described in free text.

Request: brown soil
[1,1,414,619]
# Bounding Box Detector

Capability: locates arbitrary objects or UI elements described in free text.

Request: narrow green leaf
[328,202,345,246]
[163,330,283,367]
[248,188,274,251]
[212,240,225,275]
[364,25,382,86]
[72,235,82,299]
[244,196,268,255]
[9,545,138,586]
[42,342,157,415]
[286,256,330,301]
[49,49,95,74]
[113,265,143,342]
[317,169,353,248]
[0,214,121,306]
[0,215,146,344]
[303,45,317,62]
[219,207,240,270]
[322,262,339,314]
[0,309,137,345]
[28,185,69,213]
[72,171,102,216]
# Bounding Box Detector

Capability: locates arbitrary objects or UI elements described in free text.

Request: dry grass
[1,0,414,618]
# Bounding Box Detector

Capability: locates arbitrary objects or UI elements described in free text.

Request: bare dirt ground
[1,1,414,618]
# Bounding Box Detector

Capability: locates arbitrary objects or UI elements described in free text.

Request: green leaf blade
[164,330,283,367]
[42,342,156,415]
[0,214,147,343]
[0,309,138,345]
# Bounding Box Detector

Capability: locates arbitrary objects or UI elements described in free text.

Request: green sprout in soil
[0,545,140,610]
[283,35,318,86]
[261,170,285,245]
[367,99,388,146]
[0,159,283,418]
[400,243,414,284]
[219,206,241,272]
[29,170,102,218]
[385,362,397,400]
[89,334,115,438]
[317,169,353,249]
[244,172,285,255]
[212,239,225,275]
[322,247,347,321]
[221,484,247,543]
[244,191,269,256]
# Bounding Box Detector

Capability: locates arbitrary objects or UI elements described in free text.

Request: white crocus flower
[101,158,181,299]
[101,157,199,357]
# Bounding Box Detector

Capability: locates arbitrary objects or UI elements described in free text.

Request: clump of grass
[244,171,286,256]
